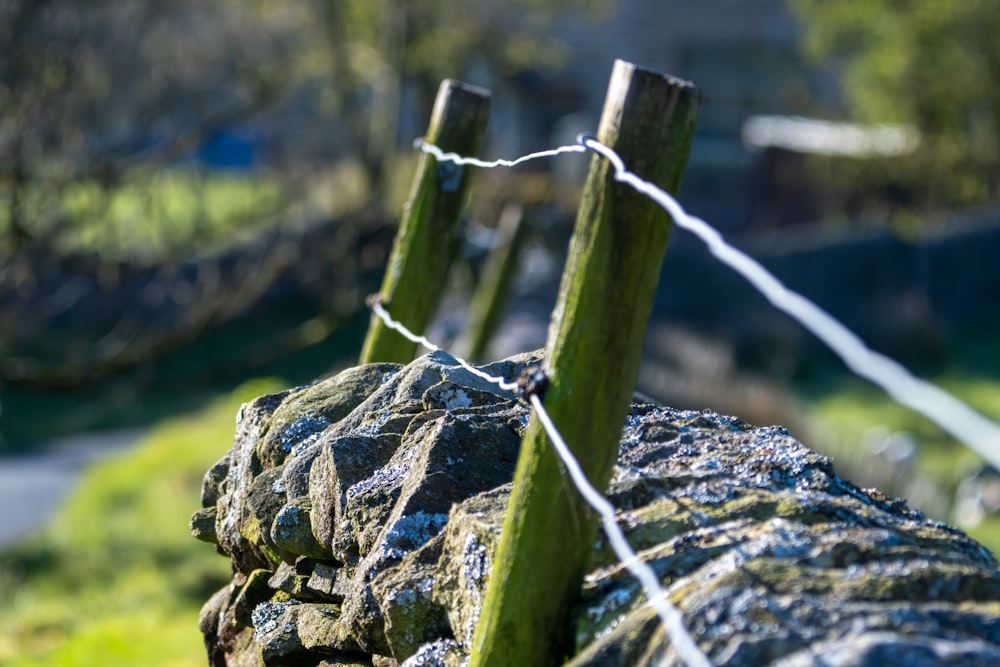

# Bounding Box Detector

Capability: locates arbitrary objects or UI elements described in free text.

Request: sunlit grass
[59,170,284,260]
[0,379,286,667]
[1,160,373,263]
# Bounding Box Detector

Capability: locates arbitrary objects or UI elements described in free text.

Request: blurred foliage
[0,379,286,666]
[0,0,298,258]
[790,0,1000,216]
[0,0,609,392]
[0,0,607,262]
[9,171,281,261]
[0,164,373,262]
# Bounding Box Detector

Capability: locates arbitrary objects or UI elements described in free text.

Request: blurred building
[476,0,834,232]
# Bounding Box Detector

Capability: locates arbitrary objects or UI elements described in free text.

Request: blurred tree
[791,0,1000,213]
[0,0,606,390]
[0,0,605,262]
[0,0,306,258]
[309,0,608,201]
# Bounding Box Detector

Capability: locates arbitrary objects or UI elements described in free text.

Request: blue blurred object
[197,128,264,170]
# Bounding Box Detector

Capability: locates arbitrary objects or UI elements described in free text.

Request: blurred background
[2,0,999,664]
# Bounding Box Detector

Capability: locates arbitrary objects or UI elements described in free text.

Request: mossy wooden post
[469,60,701,666]
[461,202,528,360]
[360,80,491,364]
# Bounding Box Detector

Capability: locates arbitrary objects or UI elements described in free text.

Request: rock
[213,388,296,573]
[271,497,327,559]
[306,561,345,601]
[193,350,1000,666]
[431,485,509,647]
[190,506,219,544]
[252,601,360,666]
[371,533,450,659]
[233,569,275,628]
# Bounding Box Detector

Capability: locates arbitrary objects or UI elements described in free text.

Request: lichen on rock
[192,350,1000,666]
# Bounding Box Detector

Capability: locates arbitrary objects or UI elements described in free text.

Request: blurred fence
[655,211,1000,363]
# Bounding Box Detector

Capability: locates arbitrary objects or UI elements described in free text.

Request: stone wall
[191,350,1000,666]
[0,214,390,386]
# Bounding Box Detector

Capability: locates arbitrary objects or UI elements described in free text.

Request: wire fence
[371,134,1000,667]
[418,134,1000,471]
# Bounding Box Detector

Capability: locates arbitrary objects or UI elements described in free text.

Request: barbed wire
[368,296,519,393]
[367,298,711,667]
[414,135,1000,472]
[415,138,587,168]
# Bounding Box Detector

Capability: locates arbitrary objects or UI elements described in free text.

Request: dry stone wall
[191,350,1000,666]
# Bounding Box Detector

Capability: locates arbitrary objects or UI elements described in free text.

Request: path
[0,428,145,547]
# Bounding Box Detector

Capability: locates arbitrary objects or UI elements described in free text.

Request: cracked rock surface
[192,350,1000,666]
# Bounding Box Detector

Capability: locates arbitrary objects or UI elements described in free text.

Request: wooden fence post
[460,202,528,360]
[359,80,491,364]
[469,60,701,666]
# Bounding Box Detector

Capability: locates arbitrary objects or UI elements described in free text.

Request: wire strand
[414,137,587,168]
[370,298,519,393]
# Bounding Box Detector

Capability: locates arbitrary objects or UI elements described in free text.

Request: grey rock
[198,584,234,667]
[432,485,509,647]
[307,561,347,601]
[189,506,218,544]
[372,536,450,660]
[255,363,401,470]
[233,568,274,628]
[202,451,231,507]
[315,657,375,667]
[771,631,1000,667]
[214,388,294,573]
[271,496,327,559]
[309,433,404,561]
[253,601,347,666]
[268,561,315,599]
[400,639,466,667]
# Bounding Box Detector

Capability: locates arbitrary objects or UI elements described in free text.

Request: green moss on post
[469,60,701,666]
[360,80,491,364]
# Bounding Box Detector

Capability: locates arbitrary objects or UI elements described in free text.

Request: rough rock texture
[192,350,1000,666]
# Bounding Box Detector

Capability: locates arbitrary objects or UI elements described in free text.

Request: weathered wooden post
[359,80,491,364]
[460,202,528,360]
[469,60,701,665]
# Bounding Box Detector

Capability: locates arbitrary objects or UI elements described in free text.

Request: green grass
[805,371,1000,556]
[60,170,285,260]
[0,379,286,666]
